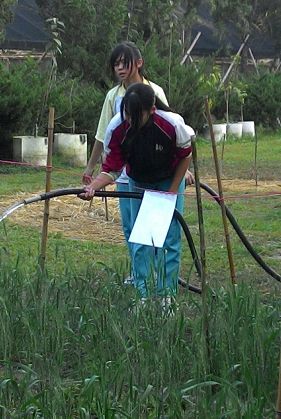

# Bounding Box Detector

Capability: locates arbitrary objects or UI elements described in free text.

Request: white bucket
[205,123,227,143]
[13,136,48,166]
[227,122,243,138]
[54,133,87,166]
[242,121,255,137]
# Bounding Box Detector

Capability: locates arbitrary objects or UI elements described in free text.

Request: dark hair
[109,41,144,78]
[120,83,172,160]
[120,83,154,132]
[121,83,171,131]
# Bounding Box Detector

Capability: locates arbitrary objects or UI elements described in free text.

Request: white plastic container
[227,122,243,138]
[13,136,48,166]
[205,123,227,143]
[242,121,255,137]
[54,133,87,166]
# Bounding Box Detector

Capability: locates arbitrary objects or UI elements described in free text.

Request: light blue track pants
[128,177,185,297]
[116,182,133,258]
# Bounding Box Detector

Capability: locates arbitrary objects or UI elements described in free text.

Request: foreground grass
[0,261,279,417]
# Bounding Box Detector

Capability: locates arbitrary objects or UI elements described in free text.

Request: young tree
[124,0,202,56]
[210,0,280,55]
[36,0,127,83]
[0,0,17,42]
[261,0,281,58]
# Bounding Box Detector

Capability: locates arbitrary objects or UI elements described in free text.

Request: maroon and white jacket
[102,109,194,183]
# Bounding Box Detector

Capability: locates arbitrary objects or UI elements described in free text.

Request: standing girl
[82,42,168,274]
[80,83,194,301]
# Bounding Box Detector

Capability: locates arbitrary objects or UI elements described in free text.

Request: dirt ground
[1,179,281,244]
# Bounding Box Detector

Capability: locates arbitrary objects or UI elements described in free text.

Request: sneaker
[161,296,177,317]
[123,275,134,285]
[129,297,147,315]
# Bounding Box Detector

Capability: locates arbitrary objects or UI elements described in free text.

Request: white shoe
[129,297,147,315]
[123,275,134,285]
[161,296,176,316]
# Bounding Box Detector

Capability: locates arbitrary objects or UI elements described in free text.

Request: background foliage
[0,0,281,152]
[0,0,16,42]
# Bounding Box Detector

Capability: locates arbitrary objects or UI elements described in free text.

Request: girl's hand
[185,170,194,186]
[82,173,93,185]
[78,184,96,200]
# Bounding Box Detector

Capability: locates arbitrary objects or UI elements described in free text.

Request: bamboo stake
[219,34,250,89]
[39,107,55,271]
[191,135,210,363]
[248,48,259,76]
[191,136,207,292]
[180,31,201,65]
[276,348,281,419]
[254,129,258,187]
[103,188,109,221]
[99,156,109,221]
[205,97,236,284]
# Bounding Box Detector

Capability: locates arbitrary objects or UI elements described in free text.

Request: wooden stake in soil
[191,135,210,372]
[254,129,258,187]
[100,155,109,221]
[191,136,207,291]
[204,97,236,284]
[276,348,281,419]
[39,107,54,271]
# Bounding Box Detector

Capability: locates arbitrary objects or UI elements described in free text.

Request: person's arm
[80,115,125,199]
[173,117,195,188]
[83,139,104,183]
[169,155,193,193]
[79,172,113,200]
[82,90,115,183]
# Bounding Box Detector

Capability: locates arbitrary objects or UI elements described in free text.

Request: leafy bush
[144,40,220,132]
[0,59,46,137]
[47,76,105,142]
[244,73,281,128]
[0,61,105,157]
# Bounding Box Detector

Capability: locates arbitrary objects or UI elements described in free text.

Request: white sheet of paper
[129,190,177,248]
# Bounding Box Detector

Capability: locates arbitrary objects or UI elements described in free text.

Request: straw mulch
[0,186,125,244]
[1,179,281,244]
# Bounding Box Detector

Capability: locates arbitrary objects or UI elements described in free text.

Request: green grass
[0,264,279,417]
[196,131,281,180]
[0,156,83,195]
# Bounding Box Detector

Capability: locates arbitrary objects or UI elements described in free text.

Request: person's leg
[155,178,185,296]
[116,182,134,283]
[129,179,156,297]
[116,182,132,255]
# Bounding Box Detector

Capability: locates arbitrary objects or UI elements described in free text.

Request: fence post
[39,107,55,271]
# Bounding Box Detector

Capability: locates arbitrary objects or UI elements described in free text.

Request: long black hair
[120,83,172,158]
[109,41,145,79]
[120,83,171,132]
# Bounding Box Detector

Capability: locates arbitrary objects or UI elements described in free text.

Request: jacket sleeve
[101,114,125,181]
[174,114,194,159]
[95,90,115,142]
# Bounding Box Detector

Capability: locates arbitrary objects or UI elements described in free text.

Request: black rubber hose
[23,188,141,204]
[200,182,281,282]
[174,210,202,278]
